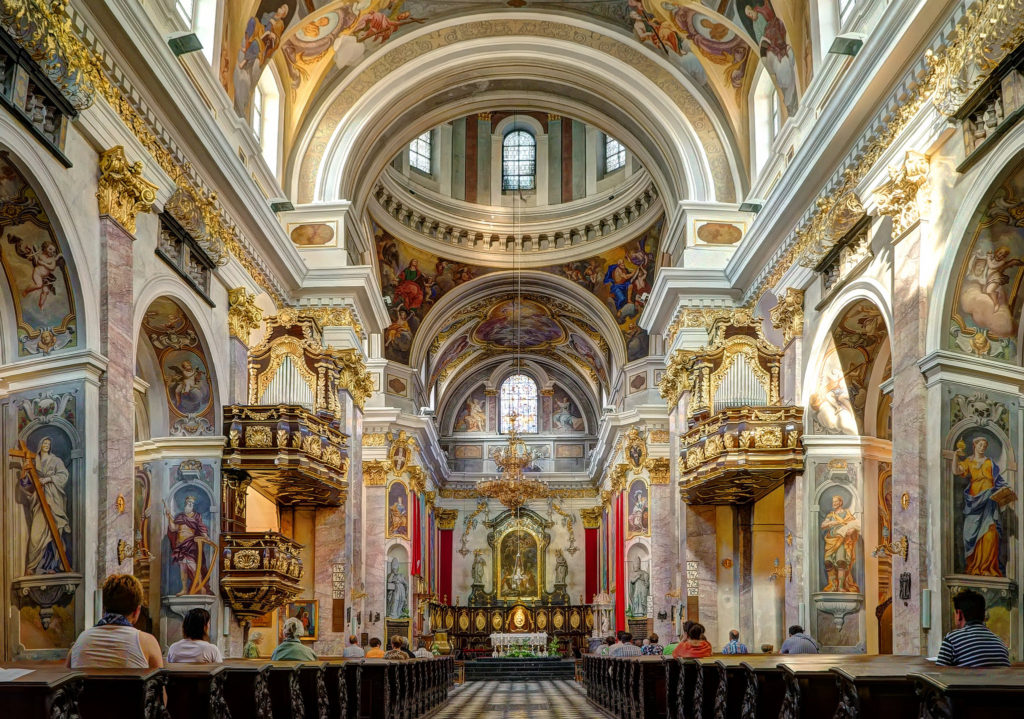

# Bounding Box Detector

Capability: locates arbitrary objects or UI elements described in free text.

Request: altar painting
[626,479,649,539]
[497,529,540,601]
[386,480,409,540]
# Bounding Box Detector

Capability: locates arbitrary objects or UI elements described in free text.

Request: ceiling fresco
[222,0,811,178]
[376,216,661,367]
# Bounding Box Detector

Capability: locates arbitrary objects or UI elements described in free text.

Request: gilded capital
[301,306,364,337]
[769,288,805,345]
[96,146,157,234]
[659,348,693,408]
[228,287,263,343]
[435,507,459,530]
[873,151,929,239]
[331,347,374,409]
[579,506,603,529]
[362,459,389,487]
[645,457,671,485]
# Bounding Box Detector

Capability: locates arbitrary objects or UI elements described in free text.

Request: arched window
[605,135,625,173]
[502,130,536,191]
[253,66,281,175]
[409,131,432,174]
[500,374,538,433]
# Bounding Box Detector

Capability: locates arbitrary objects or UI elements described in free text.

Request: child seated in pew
[167,608,222,664]
[67,574,163,670]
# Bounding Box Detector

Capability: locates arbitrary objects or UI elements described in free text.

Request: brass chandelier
[478,416,548,510]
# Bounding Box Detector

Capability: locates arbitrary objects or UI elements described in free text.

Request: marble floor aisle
[432,679,608,719]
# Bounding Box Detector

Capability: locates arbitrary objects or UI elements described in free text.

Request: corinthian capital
[96,146,157,234]
[769,288,805,345]
[227,287,263,343]
[873,151,929,239]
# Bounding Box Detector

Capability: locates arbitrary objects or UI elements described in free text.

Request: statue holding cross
[11,438,72,575]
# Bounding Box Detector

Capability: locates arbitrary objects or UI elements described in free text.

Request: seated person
[598,636,615,656]
[414,640,433,658]
[365,637,385,658]
[400,636,416,658]
[937,589,1010,667]
[384,635,410,660]
[244,631,263,658]
[641,633,663,655]
[608,631,641,656]
[672,623,712,658]
[722,629,749,655]
[68,574,162,669]
[780,625,819,654]
[342,635,365,658]
[167,607,222,663]
[271,617,318,661]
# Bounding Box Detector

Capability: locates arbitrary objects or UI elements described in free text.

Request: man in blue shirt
[722,629,748,654]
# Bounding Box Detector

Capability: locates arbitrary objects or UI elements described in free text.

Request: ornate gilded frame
[486,508,552,603]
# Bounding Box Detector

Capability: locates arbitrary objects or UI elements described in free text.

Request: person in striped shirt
[936,589,1010,667]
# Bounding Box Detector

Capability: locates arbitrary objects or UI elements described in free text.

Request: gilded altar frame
[486,508,552,603]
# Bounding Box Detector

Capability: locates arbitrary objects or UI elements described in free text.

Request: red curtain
[615,492,626,631]
[411,495,421,576]
[439,529,454,605]
[585,526,598,604]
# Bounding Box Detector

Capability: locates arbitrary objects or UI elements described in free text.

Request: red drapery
[615,492,626,631]
[439,529,454,604]
[585,526,598,604]
[411,495,421,575]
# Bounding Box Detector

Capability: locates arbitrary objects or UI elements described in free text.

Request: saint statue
[165,494,212,595]
[471,550,486,585]
[628,558,649,617]
[386,557,409,617]
[554,549,568,585]
[17,437,71,575]
[820,495,860,592]
[955,437,1017,576]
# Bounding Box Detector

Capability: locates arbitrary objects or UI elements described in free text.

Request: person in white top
[67,574,163,669]
[167,607,223,663]
[413,640,433,658]
[342,635,365,658]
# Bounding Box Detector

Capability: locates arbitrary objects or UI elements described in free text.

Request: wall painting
[550,388,584,433]
[626,478,650,539]
[387,480,410,540]
[453,385,488,433]
[162,461,216,597]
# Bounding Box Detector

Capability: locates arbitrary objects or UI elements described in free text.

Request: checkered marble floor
[433,680,609,719]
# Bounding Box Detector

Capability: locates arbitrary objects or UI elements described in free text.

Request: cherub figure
[167,359,205,409]
[8,234,62,309]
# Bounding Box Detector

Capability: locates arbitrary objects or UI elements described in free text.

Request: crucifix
[10,440,71,572]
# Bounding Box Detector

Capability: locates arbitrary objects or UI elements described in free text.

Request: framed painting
[280,600,318,641]
[386,480,410,540]
[626,478,650,539]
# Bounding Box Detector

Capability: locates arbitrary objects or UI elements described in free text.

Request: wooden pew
[709,655,758,719]
[0,666,84,719]
[911,667,1024,719]
[687,657,720,719]
[831,657,934,719]
[76,667,168,719]
[664,655,681,719]
[739,654,800,719]
[163,663,230,719]
[221,660,273,719]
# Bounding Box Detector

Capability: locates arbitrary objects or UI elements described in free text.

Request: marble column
[95,146,156,579]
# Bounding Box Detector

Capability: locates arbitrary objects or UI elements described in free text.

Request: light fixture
[270,199,294,213]
[167,32,203,56]
[828,33,865,57]
[739,199,764,213]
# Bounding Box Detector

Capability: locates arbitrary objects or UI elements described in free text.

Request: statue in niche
[471,549,486,585]
[955,436,1017,576]
[628,557,649,617]
[820,494,860,592]
[554,549,568,585]
[386,557,409,617]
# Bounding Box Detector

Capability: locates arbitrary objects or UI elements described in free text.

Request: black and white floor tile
[434,680,608,719]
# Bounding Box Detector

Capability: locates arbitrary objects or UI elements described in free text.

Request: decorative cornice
[301,306,364,338]
[96,146,156,234]
[768,288,805,346]
[796,180,865,269]
[362,432,388,446]
[873,151,930,239]
[435,507,459,530]
[579,506,603,529]
[645,457,670,485]
[227,287,263,344]
[362,459,389,487]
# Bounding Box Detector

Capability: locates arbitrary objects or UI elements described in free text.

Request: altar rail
[429,603,594,655]
[0,656,454,719]
[582,654,1024,719]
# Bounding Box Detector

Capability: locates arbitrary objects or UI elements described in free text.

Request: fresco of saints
[955,437,1017,576]
[17,437,71,575]
[234,4,289,116]
[603,239,650,319]
[455,396,487,432]
[628,488,648,535]
[820,495,860,592]
[165,495,212,595]
[395,259,426,310]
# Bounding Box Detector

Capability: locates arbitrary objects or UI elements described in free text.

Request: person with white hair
[271,617,317,661]
[243,630,263,658]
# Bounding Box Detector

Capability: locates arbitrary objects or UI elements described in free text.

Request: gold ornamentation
[579,506,603,529]
[648,429,670,444]
[624,427,647,474]
[388,430,417,476]
[96,146,157,234]
[872,534,909,562]
[900,492,910,510]
[797,178,866,268]
[245,425,272,448]
[769,288,805,345]
[233,549,260,569]
[645,457,670,485]
[665,307,733,345]
[228,288,263,343]
[407,465,426,494]
[362,432,388,446]
[301,306,364,338]
[332,347,374,409]
[477,422,549,509]
[609,463,629,494]
[435,508,459,530]
[115,494,125,514]
[362,460,389,487]
[873,151,929,239]
[659,349,694,407]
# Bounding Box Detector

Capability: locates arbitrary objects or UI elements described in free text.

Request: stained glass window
[605,136,625,172]
[502,130,536,191]
[409,131,431,174]
[500,374,538,433]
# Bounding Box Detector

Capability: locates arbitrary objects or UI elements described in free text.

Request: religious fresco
[949,157,1024,362]
[944,389,1019,579]
[453,385,488,433]
[626,478,650,539]
[289,222,336,247]
[140,298,216,436]
[498,530,540,600]
[8,383,82,655]
[162,461,216,597]
[387,480,410,539]
[550,388,584,433]
[808,300,888,435]
[819,488,860,593]
[471,299,567,350]
[427,331,470,388]
[280,600,319,641]
[0,154,77,357]
[812,460,863,649]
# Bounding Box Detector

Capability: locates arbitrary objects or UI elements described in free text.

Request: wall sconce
[899,572,912,605]
[116,532,151,564]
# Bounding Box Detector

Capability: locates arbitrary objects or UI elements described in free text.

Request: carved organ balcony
[219,532,304,624]
[665,309,804,504]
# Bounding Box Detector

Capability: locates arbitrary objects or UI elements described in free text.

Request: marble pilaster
[650,480,677,640]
